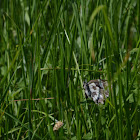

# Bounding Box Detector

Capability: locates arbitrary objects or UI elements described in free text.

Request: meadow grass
[0,0,140,139]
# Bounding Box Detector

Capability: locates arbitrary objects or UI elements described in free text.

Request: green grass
[0,0,140,139]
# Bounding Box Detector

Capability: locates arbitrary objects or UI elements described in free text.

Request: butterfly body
[83,79,109,104]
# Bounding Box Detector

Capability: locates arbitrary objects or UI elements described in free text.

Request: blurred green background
[0,0,140,139]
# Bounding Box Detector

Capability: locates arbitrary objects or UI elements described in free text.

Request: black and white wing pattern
[83,79,109,104]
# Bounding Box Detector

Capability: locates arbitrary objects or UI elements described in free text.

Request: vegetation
[0,0,140,139]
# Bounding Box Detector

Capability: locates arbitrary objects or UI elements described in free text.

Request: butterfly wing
[84,79,109,104]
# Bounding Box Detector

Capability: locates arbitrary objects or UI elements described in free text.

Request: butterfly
[83,79,109,104]
[53,121,63,131]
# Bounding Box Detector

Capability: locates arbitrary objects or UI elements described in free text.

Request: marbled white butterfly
[83,79,109,104]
